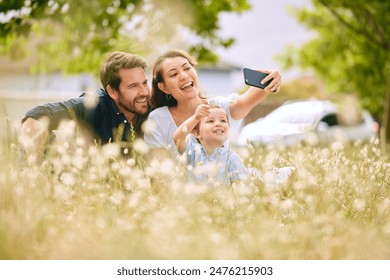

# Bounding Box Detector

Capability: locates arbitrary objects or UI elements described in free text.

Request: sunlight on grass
[0,121,389,260]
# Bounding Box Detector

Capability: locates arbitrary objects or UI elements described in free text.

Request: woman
[144,49,281,157]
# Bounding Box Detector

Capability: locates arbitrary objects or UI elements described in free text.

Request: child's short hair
[193,105,229,133]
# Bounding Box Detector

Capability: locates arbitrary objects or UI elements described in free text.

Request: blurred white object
[238,99,379,146]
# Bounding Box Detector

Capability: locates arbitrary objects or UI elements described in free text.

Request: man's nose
[141,85,150,96]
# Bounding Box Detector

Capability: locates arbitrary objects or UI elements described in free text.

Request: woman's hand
[230,69,282,120]
[260,69,281,93]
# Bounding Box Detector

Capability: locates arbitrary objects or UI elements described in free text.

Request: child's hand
[194,104,211,121]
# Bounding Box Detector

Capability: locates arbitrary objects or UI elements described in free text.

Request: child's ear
[193,128,201,140]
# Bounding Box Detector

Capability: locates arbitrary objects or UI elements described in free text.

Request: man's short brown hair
[99,51,147,91]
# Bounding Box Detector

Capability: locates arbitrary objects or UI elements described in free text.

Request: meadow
[0,121,389,260]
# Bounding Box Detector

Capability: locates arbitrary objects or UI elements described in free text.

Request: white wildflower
[169,179,184,193]
[280,199,294,210]
[88,145,99,157]
[127,158,135,167]
[353,198,366,211]
[60,172,76,186]
[75,147,84,156]
[27,155,38,166]
[144,166,155,176]
[137,178,151,189]
[185,181,208,195]
[235,184,253,196]
[177,153,187,164]
[237,147,250,160]
[110,191,124,206]
[142,119,157,134]
[194,144,202,154]
[133,139,149,154]
[160,159,175,175]
[54,183,73,200]
[127,193,141,208]
[102,143,120,158]
[56,144,67,155]
[303,132,319,145]
[72,154,87,170]
[57,120,76,139]
[131,169,145,182]
[331,141,344,151]
[83,92,99,109]
[124,181,133,191]
[184,133,192,143]
[76,137,85,147]
[111,162,121,171]
[119,166,132,177]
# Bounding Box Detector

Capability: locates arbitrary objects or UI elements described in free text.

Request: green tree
[278,0,390,145]
[0,0,250,73]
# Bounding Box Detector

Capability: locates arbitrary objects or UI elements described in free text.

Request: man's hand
[20,117,50,165]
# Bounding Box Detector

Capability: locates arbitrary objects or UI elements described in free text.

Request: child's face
[196,107,230,146]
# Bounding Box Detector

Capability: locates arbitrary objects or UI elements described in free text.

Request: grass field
[1,123,389,260]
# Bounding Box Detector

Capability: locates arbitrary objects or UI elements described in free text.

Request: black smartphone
[243,68,273,89]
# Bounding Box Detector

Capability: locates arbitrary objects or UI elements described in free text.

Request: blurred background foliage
[277,0,390,144]
[0,0,250,73]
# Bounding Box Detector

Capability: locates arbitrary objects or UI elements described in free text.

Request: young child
[173,104,257,185]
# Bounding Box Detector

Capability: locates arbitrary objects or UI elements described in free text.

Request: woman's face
[157,56,201,102]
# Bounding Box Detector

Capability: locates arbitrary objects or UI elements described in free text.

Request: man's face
[113,67,150,116]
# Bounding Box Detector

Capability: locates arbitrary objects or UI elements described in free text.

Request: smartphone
[243,68,273,89]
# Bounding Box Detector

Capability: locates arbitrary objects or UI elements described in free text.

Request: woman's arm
[173,115,199,154]
[230,69,281,120]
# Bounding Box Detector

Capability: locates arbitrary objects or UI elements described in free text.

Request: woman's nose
[179,70,189,80]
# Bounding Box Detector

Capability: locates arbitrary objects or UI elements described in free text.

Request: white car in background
[237,99,379,146]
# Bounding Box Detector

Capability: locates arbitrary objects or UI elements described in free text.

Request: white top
[144,93,242,156]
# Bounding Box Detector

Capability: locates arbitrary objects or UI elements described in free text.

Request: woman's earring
[166,93,172,100]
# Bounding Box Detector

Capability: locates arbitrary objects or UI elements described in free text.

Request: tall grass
[0,121,389,260]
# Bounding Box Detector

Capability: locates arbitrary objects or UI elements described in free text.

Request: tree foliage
[0,0,250,74]
[278,0,390,143]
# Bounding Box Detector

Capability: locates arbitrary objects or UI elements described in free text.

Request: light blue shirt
[144,94,242,157]
[183,136,250,185]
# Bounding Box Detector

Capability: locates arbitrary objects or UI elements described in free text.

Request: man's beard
[119,99,149,116]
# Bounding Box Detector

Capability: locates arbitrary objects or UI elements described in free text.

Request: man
[20,51,151,163]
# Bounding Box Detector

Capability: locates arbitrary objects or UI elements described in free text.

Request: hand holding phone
[243,68,273,89]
